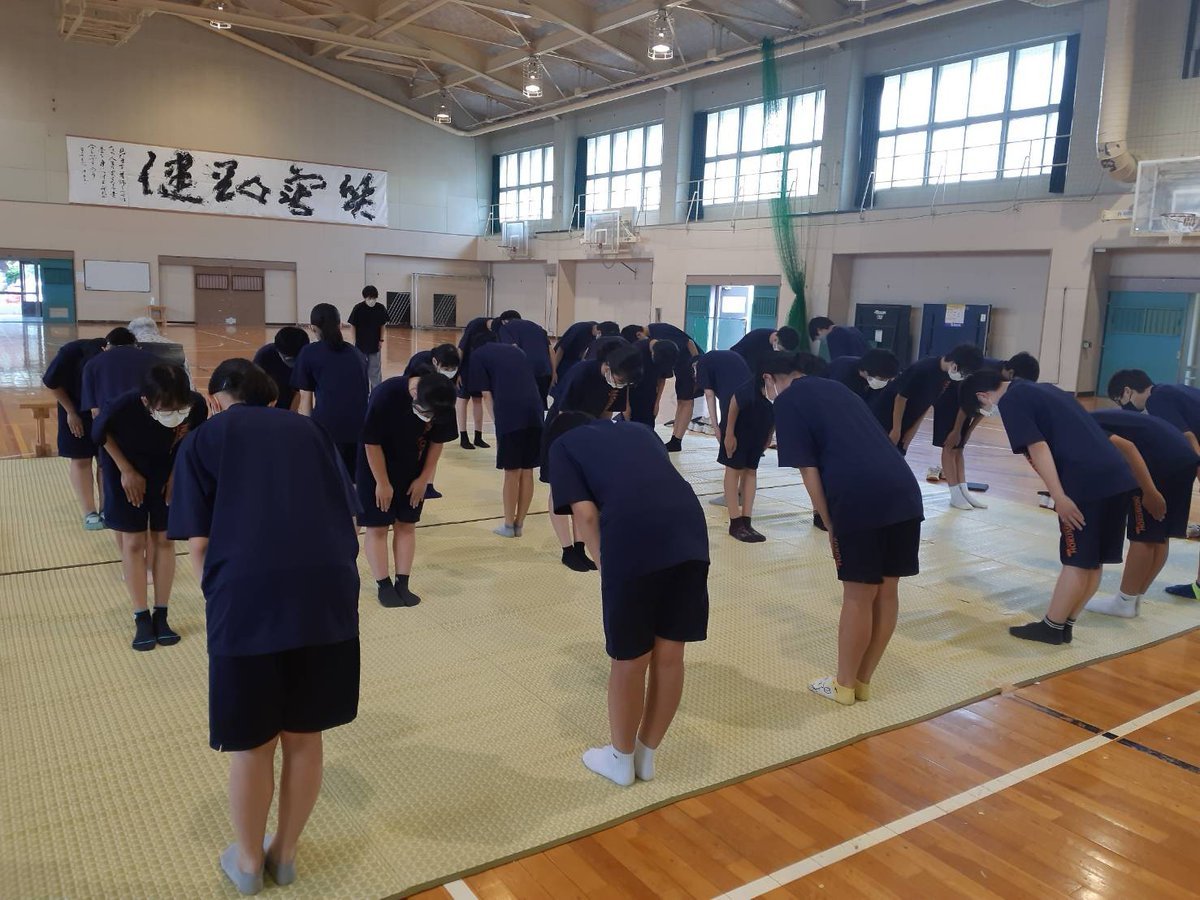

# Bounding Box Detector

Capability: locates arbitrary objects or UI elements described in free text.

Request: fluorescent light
[209,19,231,29]
[523,57,543,98]
[648,10,674,60]
[435,102,452,124]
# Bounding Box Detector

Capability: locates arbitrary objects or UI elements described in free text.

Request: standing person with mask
[93,364,207,650]
[348,286,390,392]
[961,372,1137,645]
[542,344,643,571]
[43,332,108,530]
[252,326,310,412]
[929,354,1005,511]
[646,321,702,452]
[401,344,461,501]
[358,370,457,609]
[876,344,984,456]
[168,358,361,896]
[775,372,925,706]
[547,411,710,787]
[293,304,370,479]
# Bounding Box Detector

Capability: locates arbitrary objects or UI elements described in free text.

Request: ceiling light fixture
[648,9,674,61]
[209,1,231,29]
[522,57,543,98]
[435,97,452,125]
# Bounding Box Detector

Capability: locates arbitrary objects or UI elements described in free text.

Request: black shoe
[424,483,443,499]
[132,612,156,652]
[813,512,828,532]
[378,582,405,608]
[152,607,180,646]
[1009,619,1065,645]
[459,433,475,450]
[664,436,682,453]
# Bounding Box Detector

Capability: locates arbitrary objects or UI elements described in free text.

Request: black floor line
[1010,695,1200,775]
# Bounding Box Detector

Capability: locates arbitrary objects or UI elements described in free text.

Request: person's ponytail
[310,303,346,350]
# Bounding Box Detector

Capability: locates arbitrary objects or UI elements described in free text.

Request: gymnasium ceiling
[61,0,1014,133]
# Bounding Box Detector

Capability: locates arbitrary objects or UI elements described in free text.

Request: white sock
[582,745,635,787]
[634,739,656,781]
[964,486,988,509]
[1118,591,1139,604]
[949,483,973,510]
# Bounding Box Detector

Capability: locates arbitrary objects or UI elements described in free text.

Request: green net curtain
[761,38,807,333]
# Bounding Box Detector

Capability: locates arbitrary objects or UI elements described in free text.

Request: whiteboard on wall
[84,260,151,292]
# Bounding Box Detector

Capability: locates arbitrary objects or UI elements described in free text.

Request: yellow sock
[833,679,856,706]
[855,680,871,702]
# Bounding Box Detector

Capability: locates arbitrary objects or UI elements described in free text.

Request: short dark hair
[776,326,801,350]
[430,344,461,368]
[596,320,620,337]
[960,370,1003,416]
[651,339,679,375]
[142,364,192,410]
[793,352,827,376]
[414,372,457,414]
[945,343,984,373]
[274,326,310,358]
[545,410,595,456]
[471,330,499,351]
[1107,368,1153,401]
[498,309,521,322]
[760,353,804,377]
[105,326,136,347]
[605,343,643,384]
[859,348,900,379]
[1004,351,1040,382]
[362,285,379,300]
[621,324,646,343]
[808,316,834,341]
[209,358,278,407]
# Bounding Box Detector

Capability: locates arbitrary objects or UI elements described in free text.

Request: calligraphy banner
[67,136,388,227]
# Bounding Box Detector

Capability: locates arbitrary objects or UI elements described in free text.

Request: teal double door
[684,283,780,352]
[1098,291,1194,391]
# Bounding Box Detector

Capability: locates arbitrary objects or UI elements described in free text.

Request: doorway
[194,267,267,327]
[1098,290,1196,390]
[1,260,43,320]
[684,282,780,351]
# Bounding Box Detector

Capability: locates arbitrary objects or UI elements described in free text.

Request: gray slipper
[220,843,263,895]
[263,834,297,886]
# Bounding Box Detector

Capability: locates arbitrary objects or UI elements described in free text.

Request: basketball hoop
[1160,212,1200,245]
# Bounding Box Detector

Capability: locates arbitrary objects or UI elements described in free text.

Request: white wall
[848,252,1052,361]
[265,270,297,325]
[365,255,487,328]
[491,262,553,329]
[572,261,654,327]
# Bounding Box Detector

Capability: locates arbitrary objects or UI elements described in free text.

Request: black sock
[573,541,598,571]
[1009,617,1065,645]
[151,605,180,645]
[474,431,490,448]
[664,436,682,451]
[132,610,156,651]
[377,577,393,589]
[459,431,474,448]
[395,574,409,592]
[1063,617,1076,644]
[394,573,421,607]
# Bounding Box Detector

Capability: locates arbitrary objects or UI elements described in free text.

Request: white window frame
[584,122,664,222]
[873,37,1070,191]
[497,145,555,224]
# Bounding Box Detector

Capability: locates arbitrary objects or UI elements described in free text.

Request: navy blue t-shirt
[549,419,709,583]
[93,389,208,485]
[43,338,105,409]
[648,322,698,359]
[291,340,369,444]
[467,342,544,435]
[998,381,1136,501]
[1091,409,1200,481]
[252,344,299,411]
[403,349,435,377]
[627,338,668,422]
[1146,383,1200,436]
[498,319,552,377]
[555,321,596,364]
[775,377,924,534]
[729,328,776,370]
[584,335,630,362]
[826,325,869,359]
[729,379,774,447]
[167,405,360,657]
[696,351,752,407]
[826,355,870,400]
[358,376,458,489]
[555,359,628,417]
[80,345,160,412]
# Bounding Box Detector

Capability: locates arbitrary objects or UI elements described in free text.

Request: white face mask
[947,366,965,382]
[413,406,433,423]
[764,378,779,404]
[365,298,377,307]
[978,404,998,417]
[151,408,189,428]
[604,369,624,390]
[436,366,458,379]
[866,376,889,391]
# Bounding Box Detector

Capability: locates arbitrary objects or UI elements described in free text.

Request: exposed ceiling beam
[389,23,531,95]
[516,0,650,71]
[681,3,758,45]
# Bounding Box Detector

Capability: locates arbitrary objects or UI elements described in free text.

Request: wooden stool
[19,400,57,458]
[147,305,167,326]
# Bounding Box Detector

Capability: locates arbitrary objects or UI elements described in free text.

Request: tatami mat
[2,433,1200,898]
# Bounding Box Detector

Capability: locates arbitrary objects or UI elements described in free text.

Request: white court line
[712,688,1200,900]
[443,878,480,899]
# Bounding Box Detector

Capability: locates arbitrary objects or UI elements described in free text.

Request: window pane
[897,67,933,128]
[790,93,812,145]
[624,171,643,209]
[879,74,901,132]
[627,127,644,169]
[934,59,970,122]
[875,135,896,190]
[543,186,553,221]
[610,173,625,207]
[1050,41,1067,107]
[1043,112,1059,170]
[586,138,597,176]
[544,147,554,182]
[612,130,628,172]
[715,158,737,203]
[738,154,761,200]
[892,131,927,187]
[594,134,610,174]
[968,52,1008,117]
[702,161,717,203]
[499,188,516,221]
[760,151,784,199]
[705,113,719,159]
[930,126,965,184]
[643,169,661,211]
[589,176,610,210]
[717,108,740,155]
[518,151,530,183]
[787,147,813,197]
[763,103,787,149]
[1004,113,1053,177]
[1011,42,1053,111]
[962,120,1001,181]
[741,102,764,153]
[813,90,825,141]
[646,123,663,167]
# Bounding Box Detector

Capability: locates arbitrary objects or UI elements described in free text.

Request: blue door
[39,258,76,324]
[684,284,712,352]
[1098,291,1191,392]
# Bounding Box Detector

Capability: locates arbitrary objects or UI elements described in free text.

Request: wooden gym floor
[2,321,1198,899]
